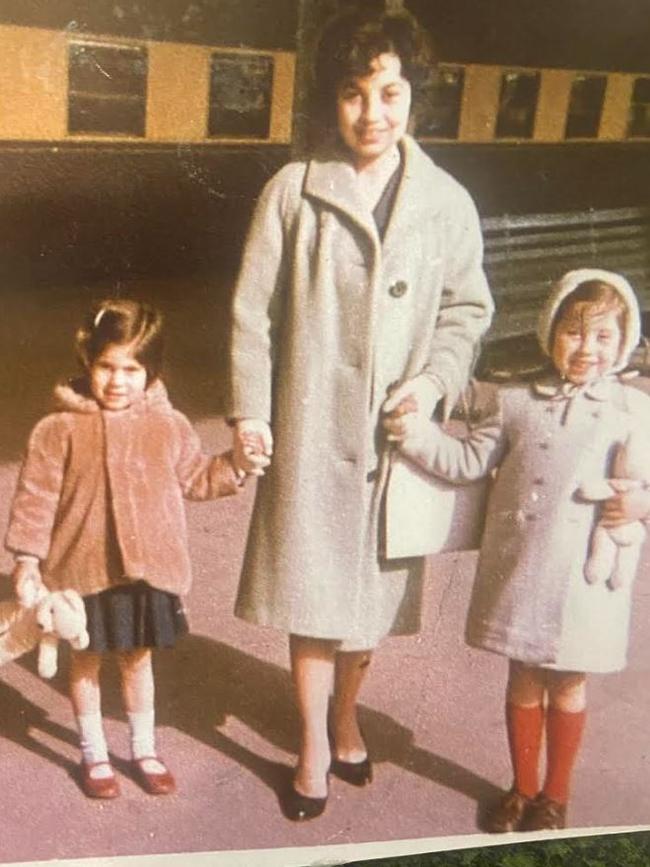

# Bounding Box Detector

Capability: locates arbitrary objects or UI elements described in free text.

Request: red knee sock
[542,706,586,804]
[506,702,544,798]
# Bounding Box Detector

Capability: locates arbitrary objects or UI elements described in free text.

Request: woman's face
[336,52,411,168]
[551,304,623,384]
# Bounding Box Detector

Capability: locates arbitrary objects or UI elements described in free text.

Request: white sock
[127,709,156,758]
[76,712,112,778]
[128,710,165,773]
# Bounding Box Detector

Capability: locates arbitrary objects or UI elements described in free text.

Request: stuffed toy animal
[578,432,650,590]
[0,589,89,678]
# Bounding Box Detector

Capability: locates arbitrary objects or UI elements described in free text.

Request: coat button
[389,280,408,298]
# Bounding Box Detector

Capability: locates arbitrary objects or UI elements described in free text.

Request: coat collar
[531,372,629,402]
[53,377,172,415]
[303,135,442,249]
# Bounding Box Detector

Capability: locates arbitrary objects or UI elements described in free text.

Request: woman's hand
[382,375,442,443]
[381,374,442,420]
[382,394,419,442]
[382,405,435,448]
[12,557,44,608]
[233,419,273,477]
[600,483,650,527]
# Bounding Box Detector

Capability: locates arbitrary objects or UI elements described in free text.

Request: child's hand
[383,407,433,446]
[383,395,419,442]
[233,419,273,477]
[601,486,650,527]
[382,374,443,420]
[12,557,45,608]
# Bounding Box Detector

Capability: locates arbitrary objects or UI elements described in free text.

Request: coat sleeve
[227,165,299,423]
[5,416,68,560]
[424,186,494,418]
[621,387,650,485]
[399,386,506,483]
[173,413,241,500]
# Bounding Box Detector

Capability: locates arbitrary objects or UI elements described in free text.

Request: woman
[228,7,494,819]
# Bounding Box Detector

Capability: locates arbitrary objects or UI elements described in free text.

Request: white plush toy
[578,433,650,591]
[0,588,89,678]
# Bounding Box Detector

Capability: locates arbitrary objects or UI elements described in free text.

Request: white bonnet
[537,268,641,371]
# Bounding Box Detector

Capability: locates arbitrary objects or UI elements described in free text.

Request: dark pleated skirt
[83,580,188,652]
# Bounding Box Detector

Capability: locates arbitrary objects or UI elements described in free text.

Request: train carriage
[0,0,648,389]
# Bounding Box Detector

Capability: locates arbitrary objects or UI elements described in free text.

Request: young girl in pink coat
[6,299,242,799]
[384,269,650,831]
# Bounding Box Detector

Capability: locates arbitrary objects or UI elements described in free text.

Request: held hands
[381,375,443,444]
[12,557,45,608]
[382,393,420,442]
[233,418,273,477]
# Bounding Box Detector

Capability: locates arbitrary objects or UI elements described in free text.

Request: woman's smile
[336,52,411,169]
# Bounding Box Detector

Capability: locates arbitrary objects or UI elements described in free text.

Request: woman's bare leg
[331,649,372,762]
[289,634,335,798]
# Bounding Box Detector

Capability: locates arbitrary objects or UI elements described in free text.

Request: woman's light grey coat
[229,135,493,645]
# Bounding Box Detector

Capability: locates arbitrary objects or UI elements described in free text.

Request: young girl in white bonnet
[384,268,650,831]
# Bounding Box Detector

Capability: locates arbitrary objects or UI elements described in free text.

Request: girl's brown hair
[76,298,164,383]
[551,279,627,345]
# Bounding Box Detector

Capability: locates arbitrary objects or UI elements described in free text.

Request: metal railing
[481,206,650,341]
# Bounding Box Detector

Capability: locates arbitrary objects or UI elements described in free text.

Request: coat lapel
[303,136,446,259]
[303,151,379,247]
[381,136,444,257]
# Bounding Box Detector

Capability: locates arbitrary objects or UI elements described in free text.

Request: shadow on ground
[9,626,500,817]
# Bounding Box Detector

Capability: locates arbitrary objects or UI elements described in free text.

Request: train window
[416,65,464,139]
[564,74,606,138]
[495,70,540,139]
[627,77,650,138]
[208,52,274,139]
[68,42,147,137]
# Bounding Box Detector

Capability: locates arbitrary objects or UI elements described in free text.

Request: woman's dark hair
[76,298,164,383]
[311,6,433,142]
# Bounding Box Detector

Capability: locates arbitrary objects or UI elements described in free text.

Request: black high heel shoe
[330,755,373,787]
[281,779,329,821]
[328,724,373,787]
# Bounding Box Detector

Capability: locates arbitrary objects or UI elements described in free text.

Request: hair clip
[93,308,105,328]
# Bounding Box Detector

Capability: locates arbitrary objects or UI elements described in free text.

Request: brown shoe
[485,788,533,833]
[132,757,176,795]
[520,793,567,831]
[80,761,120,799]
